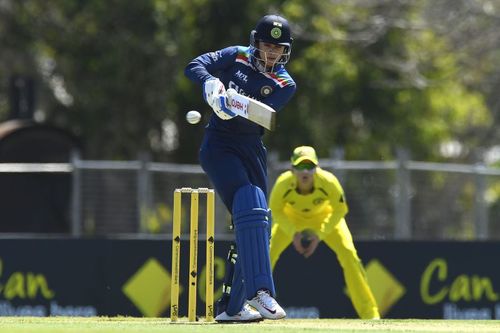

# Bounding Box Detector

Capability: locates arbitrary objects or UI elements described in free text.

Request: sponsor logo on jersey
[235,70,248,83]
[209,51,221,61]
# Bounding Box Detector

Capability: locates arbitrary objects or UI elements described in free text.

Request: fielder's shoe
[215,303,263,323]
[367,316,381,320]
[247,290,286,320]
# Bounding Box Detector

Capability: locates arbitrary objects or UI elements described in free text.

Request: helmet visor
[250,42,291,73]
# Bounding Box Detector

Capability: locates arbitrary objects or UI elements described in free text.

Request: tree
[268,0,491,162]
[0,0,497,164]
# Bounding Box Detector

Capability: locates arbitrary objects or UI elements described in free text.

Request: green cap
[291,146,318,166]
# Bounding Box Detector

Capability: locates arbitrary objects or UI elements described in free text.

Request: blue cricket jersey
[184,45,296,210]
[184,46,296,136]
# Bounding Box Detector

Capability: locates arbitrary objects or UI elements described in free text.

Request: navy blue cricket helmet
[250,14,293,72]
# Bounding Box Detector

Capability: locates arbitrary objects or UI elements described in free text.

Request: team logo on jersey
[271,27,282,39]
[260,85,273,97]
[313,198,325,205]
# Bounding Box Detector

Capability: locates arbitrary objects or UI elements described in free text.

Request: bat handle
[226,88,237,98]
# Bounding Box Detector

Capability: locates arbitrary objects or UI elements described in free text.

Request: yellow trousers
[270,218,380,319]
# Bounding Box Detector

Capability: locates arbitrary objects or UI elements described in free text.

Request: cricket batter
[269,146,380,319]
[184,14,296,322]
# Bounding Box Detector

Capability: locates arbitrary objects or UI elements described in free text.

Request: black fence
[0,238,498,319]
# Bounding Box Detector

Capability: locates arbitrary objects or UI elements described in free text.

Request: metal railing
[1,151,499,240]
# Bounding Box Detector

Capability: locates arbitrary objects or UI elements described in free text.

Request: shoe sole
[215,317,264,324]
[260,314,286,320]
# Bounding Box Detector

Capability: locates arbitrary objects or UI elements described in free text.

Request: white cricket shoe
[247,290,286,320]
[215,303,263,323]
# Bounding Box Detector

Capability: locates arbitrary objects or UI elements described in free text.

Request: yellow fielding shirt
[269,167,348,240]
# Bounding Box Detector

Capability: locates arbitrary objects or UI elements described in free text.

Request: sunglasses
[293,163,316,171]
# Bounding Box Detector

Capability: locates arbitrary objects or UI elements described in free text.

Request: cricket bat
[226,88,276,131]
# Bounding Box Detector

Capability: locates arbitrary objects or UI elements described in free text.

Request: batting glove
[203,78,225,109]
[203,78,235,120]
[213,94,236,120]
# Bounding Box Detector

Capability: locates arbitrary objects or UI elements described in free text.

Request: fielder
[269,146,380,319]
[184,14,296,322]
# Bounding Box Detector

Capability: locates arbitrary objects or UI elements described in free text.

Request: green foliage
[0,0,495,163]
[266,0,492,161]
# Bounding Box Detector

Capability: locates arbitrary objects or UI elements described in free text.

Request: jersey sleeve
[269,172,296,237]
[319,172,349,240]
[184,46,239,85]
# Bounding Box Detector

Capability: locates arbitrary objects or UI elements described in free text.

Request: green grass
[2,317,500,333]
